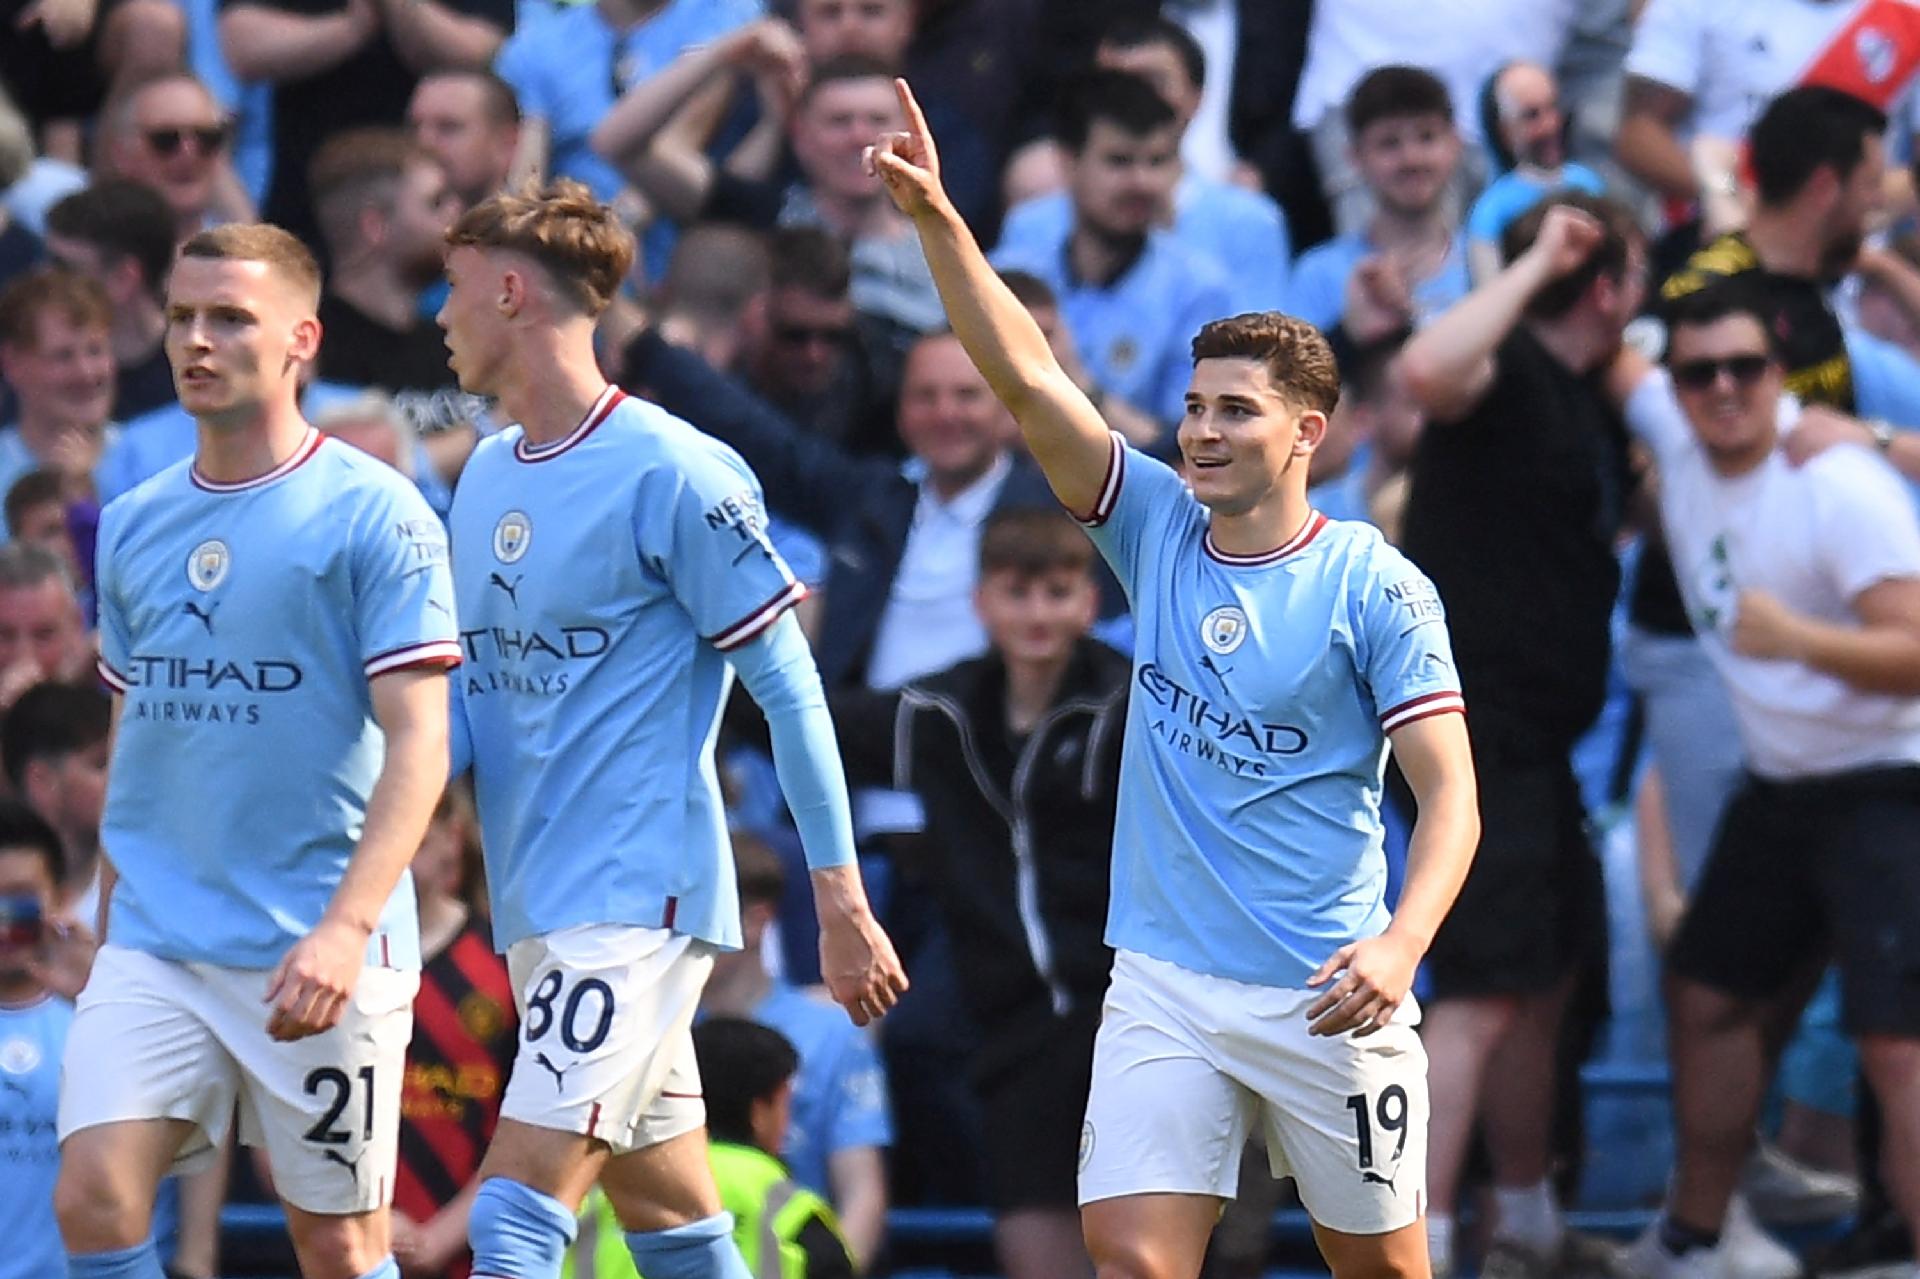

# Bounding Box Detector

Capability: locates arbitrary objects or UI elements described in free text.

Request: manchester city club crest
[493,510,532,564]
[0,1035,41,1075]
[1079,1120,1095,1172]
[186,539,230,591]
[1201,605,1250,655]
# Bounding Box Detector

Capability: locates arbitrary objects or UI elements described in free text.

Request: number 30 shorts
[500,924,716,1154]
[58,943,417,1215]
[1079,949,1429,1235]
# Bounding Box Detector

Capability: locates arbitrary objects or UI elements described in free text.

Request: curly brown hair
[1190,311,1341,416]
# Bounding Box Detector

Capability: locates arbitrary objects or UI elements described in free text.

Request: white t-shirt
[1627,370,1920,778]
[1290,0,1577,132]
[1625,0,1920,144]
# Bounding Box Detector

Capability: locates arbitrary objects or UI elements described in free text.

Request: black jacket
[623,330,1061,687]
[834,638,1129,1077]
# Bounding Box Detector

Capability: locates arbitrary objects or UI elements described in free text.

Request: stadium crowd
[4,0,1920,1277]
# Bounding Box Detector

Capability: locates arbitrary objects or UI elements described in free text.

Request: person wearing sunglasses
[95,73,253,245]
[1611,278,1920,1279]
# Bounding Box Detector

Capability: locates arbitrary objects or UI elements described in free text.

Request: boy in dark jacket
[833,507,1127,1279]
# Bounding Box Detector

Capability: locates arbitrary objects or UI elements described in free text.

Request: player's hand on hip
[265,917,367,1042]
[818,906,909,1028]
[1305,932,1422,1038]
[865,79,946,220]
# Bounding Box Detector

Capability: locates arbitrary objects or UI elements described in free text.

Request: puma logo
[1361,1169,1398,1195]
[182,601,217,634]
[534,1051,570,1093]
[322,1148,363,1188]
[1199,654,1234,680]
[489,572,523,608]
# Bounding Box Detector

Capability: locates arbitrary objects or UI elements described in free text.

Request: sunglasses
[144,125,229,156]
[774,323,852,347]
[1670,354,1772,392]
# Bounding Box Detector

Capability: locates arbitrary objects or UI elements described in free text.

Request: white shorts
[58,944,417,1214]
[500,924,714,1154]
[1079,949,1429,1235]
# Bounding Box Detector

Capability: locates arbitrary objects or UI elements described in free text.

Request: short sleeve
[1623,0,1705,95]
[1808,449,1920,601]
[1354,542,1466,734]
[351,480,462,679]
[638,444,804,651]
[825,1028,893,1153]
[1845,327,1920,427]
[94,502,132,693]
[1075,432,1198,597]
[1281,245,1346,333]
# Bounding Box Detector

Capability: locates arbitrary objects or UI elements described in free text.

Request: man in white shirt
[1610,280,1920,1279]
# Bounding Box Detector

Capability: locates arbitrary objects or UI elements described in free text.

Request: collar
[917,451,1012,523]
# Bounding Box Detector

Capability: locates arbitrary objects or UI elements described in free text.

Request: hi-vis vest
[569,1142,851,1279]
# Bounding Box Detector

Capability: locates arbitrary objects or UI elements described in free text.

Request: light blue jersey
[1078,435,1464,988]
[95,431,461,970]
[0,996,70,1279]
[753,982,892,1197]
[991,231,1233,425]
[996,174,1292,316]
[1465,164,1606,254]
[1283,231,1471,334]
[450,388,805,952]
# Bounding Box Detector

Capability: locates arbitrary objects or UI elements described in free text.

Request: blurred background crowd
[5,0,1920,1276]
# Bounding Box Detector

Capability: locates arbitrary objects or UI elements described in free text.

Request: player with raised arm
[435,181,906,1279]
[52,223,462,1279]
[870,82,1481,1279]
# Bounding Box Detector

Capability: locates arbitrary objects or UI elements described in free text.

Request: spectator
[0,801,90,1279]
[44,179,179,420]
[309,129,463,393]
[1307,336,1423,527]
[2,472,81,588]
[0,268,120,503]
[310,391,458,516]
[494,0,759,203]
[1284,66,1470,337]
[1393,195,1644,1279]
[392,783,515,1278]
[625,326,1061,690]
[647,223,770,374]
[0,93,47,296]
[734,227,896,456]
[1287,0,1577,234]
[1614,0,1916,240]
[93,73,254,247]
[991,70,1232,429]
[702,835,892,1271]
[1611,283,1920,1279]
[218,0,512,247]
[0,682,108,921]
[407,70,522,213]
[795,0,911,64]
[573,1018,857,1279]
[0,83,86,240]
[0,543,89,716]
[995,18,1291,317]
[1466,60,1606,283]
[0,0,184,161]
[826,507,1123,1279]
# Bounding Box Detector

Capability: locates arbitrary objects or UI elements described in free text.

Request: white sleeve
[1623,368,1697,461]
[1809,448,1920,600]
[1624,0,1705,94]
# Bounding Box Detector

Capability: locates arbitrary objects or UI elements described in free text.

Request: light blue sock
[468,1177,577,1278]
[68,1242,166,1279]
[624,1213,752,1279]
[354,1258,400,1279]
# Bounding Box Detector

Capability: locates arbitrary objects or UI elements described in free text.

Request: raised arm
[219,0,377,83]
[1395,204,1607,423]
[869,79,1114,518]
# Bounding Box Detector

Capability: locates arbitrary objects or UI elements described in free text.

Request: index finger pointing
[893,78,931,145]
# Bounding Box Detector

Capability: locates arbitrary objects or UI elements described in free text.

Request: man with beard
[309,129,463,394]
[1466,61,1606,283]
[990,70,1231,432]
[1285,66,1469,336]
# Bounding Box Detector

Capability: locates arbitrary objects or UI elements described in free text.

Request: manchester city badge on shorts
[186,539,230,591]
[1200,605,1249,655]
[1079,1120,1095,1172]
[493,510,532,564]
